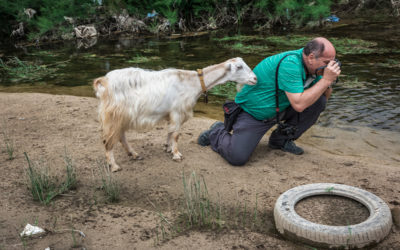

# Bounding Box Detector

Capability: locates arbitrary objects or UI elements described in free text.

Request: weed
[0,57,57,82]
[97,159,120,203]
[127,55,161,64]
[252,193,258,229]
[212,35,264,42]
[148,20,159,34]
[209,81,238,100]
[63,148,77,190]
[152,171,268,244]
[2,127,15,160]
[181,171,217,228]
[24,151,77,205]
[71,225,78,248]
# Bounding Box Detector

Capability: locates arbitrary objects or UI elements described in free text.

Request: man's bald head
[303,37,335,59]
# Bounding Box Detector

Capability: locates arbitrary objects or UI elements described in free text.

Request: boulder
[74,25,98,39]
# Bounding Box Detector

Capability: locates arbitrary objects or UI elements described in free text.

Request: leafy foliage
[0,0,95,40]
[7,0,396,41]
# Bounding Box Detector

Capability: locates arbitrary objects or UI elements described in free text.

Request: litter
[20,223,45,237]
[325,15,340,22]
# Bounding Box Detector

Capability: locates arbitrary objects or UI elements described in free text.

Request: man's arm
[285,61,340,112]
[324,86,333,100]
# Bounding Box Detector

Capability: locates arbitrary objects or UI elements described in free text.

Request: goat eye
[237,65,243,70]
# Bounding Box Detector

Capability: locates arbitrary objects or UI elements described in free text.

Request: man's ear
[304,53,314,65]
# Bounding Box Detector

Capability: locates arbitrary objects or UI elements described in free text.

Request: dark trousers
[209,95,327,166]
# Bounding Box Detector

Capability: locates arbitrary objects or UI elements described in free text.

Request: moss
[127,55,161,64]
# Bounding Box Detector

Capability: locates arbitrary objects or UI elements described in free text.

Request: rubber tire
[274,183,392,249]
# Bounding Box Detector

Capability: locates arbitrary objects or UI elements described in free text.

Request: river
[0,18,399,132]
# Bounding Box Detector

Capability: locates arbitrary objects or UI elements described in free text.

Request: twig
[51,229,86,238]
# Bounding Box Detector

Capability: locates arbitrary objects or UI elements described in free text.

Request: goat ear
[226,63,232,72]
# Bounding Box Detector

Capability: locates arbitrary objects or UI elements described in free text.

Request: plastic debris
[325,15,340,22]
[147,10,158,18]
[20,224,45,237]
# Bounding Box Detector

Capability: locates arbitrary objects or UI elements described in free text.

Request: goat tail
[93,77,108,98]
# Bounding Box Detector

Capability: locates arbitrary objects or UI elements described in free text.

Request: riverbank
[1,92,399,249]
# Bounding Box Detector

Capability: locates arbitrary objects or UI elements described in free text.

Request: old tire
[274,183,392,249]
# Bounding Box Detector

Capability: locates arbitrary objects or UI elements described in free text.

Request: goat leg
[105,148,121,172]
[120,132,142,160]
[164,132,173,153]
[171,131,182,161]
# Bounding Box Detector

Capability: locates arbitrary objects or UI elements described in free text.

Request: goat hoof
[131,155,143,161]
[172,153,183,161]
[128,152,143,160]
[111,165,121,172]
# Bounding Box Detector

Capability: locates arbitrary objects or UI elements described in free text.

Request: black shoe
[197,121,224,147]
[269,140,304,155]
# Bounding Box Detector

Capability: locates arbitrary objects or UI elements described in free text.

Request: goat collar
[197,69,208,103]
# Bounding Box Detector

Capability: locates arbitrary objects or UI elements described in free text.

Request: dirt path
[1,92,399,249]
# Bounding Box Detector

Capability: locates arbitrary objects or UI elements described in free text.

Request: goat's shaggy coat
[93,57,257,172]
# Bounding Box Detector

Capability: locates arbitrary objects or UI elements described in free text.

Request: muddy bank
[0,92,399,249]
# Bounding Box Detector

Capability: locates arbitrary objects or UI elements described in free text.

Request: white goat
[93,57,257,172]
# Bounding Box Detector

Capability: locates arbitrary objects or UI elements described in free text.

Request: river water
[0,19,399,132]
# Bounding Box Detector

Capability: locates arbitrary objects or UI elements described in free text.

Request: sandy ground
[0,92,399,250]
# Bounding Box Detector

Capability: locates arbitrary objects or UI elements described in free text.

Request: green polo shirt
[235,48,320,121]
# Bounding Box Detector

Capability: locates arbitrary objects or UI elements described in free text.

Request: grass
[127,55,162,64]
[180,171,221,229]
[2,124,15,160]
[209,80,252,100]
[152,171,266,244]
[0,57,57,82]
[97,159,121,203]
[212,35,265,43]
[24,151,77,205]
[229,42,269,54]
[214,34,399,56]
[213,35,270,54]
[375,58,400,68]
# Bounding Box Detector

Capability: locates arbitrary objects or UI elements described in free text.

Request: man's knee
[226,152,250,166]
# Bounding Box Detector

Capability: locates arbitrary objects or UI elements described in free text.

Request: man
[198,37,341,166]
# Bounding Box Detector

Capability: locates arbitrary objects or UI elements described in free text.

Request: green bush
[0,0,95,40]
[0,0,335,39]
[254,0,332,25]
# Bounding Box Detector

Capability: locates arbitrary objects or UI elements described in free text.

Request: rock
[11,22,24,38]
[77,37,98,49]
[74,25,98,39]
[113,9,146,33]
[64,16,75,25]
[24,8,36,19]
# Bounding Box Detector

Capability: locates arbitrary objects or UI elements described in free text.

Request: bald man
[198,37,341,166]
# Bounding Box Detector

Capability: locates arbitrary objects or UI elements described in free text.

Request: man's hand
[322,60,341,85]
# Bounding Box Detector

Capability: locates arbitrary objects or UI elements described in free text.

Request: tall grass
[153,171,265,244]
[97,159,121,203]
[181,171,219,228]
[0,57,56,82]
[2,125,15,160]
[24,151,77,205]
